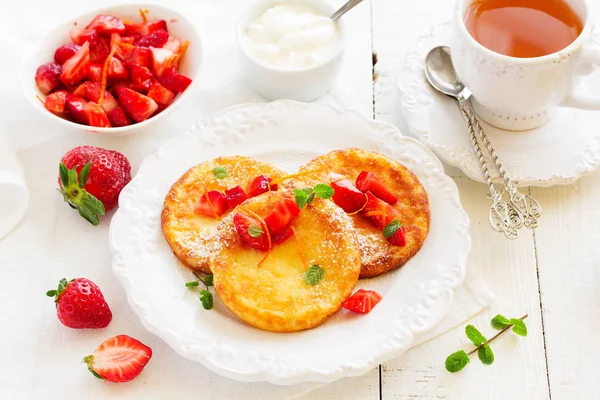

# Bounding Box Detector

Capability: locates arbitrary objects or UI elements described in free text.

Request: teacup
[451,0,600,131]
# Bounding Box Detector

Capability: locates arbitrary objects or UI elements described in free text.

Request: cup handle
[562,43,600,110]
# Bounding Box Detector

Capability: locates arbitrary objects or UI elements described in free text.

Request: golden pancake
[290,148,430,279]
[161,156,286,274]
[211,191,361,332]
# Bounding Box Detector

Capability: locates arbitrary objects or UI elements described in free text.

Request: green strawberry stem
[59,162,105,226]
[467,314,528,356]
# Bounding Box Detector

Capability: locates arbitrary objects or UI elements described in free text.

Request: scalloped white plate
[109,100,470,385]
[397,21,600,187]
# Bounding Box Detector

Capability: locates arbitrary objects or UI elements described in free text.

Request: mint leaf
[478,344,494,365]
[445,350,470,373]
[59,163,69,188]
[465,325,487,346]
[294,189,309,209]
[202,275,214,287]
[212,166,227,179]
[491,314,510,330]
[510,318,528,336]
[185,281,199,287]
[200,290,213,310]
[383,220,402,238]
[314,184,334,199]
[304,265,324,286]
[248,225,263,238]
[79,161,91,187]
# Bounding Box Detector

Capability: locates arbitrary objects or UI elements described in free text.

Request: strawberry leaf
[59,163,69,188]
[79,161,92,187]
[78,207,100,226]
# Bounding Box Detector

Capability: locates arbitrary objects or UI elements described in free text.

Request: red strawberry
[158,67,192,93]
[125,20,168,37]
[60,41,90,86]
[264,198,300,234]
[120,35,136,45]
[85,15,126,35]
[342,289,382,314]
[128,63,155,93]
[46,278,112,329]
[194,191,229,218]
[69,27,96,46]
[107,57,128,80]
[225,186,247,209]
[115,87,158,122]
[331,179,367,213]
[271,226,294,245]
[83,335,152,383]
[89,33,111,64]
[135,29,169,48]
[44,90,67,114]
[386,224,406,247]
[247,175,274,198]
[65,93,89,124]
[361,192,399,229]
[126,47,152,68]
[150,47,174,77]
[73,82,118,113]
[83,103,111,127]
[146,82,174,105]
[233,213,271,251]
[163,36,181,53]
[356,171,398,205]
[110,33,134,61]
[35,62,62,94]
[59,145,131,223]
[54,43,81,65]
[108,106,132,127]
[88,63,103,82]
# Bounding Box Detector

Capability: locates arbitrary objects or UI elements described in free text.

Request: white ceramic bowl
[20,3,202,136]
[236,0,345,101]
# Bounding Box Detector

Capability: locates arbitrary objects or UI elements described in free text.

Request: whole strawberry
[46,278,112,329]
[59,145,131,225]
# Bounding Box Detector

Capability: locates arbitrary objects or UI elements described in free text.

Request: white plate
[109,100,470,385]
[397,21,600,187]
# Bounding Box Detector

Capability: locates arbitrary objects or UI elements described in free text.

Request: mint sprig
[294,184,334,209]
[445,314,528,373]
[383,220,402,238]
[211,166,227,179]
[304,265,324,286]
[248,225,263,238]
[185,272,214,310]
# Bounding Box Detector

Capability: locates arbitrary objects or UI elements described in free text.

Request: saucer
[397,21,600,187]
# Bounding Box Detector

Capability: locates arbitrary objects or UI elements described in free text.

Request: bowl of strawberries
[21,3,202,135]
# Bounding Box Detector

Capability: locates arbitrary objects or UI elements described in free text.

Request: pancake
[290,148,430,279]
[161,156,286,274]
[211,191,361,332]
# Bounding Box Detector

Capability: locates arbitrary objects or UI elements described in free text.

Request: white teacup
[452,0,600,131]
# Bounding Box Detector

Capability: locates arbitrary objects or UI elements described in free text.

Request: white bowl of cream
[237,0,345,101]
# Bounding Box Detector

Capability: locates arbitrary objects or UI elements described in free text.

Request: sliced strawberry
[342,289,382,314]
[87,31,110,64]
[69,27,96,46]
[158,67,192,93]
[146,82,174,105]
[54,43,80,65]
[83,335,152,383]
[264,198,300,234]
[361,192,399,229]
[193,191,229,218]
[150,46,174,77]
[356,171,398,205]
[35,62,61,94]
[224,186,247,209]
[128,63,155,93]
[120,35,136,45]
[60,41,90,86]
[88,63,103,82]
[107,57,128,80]
[83,102,111,127]
[108,106,132,127]
[85,15,126,35]
[125,20,168,37]
[386,224,406,247]
[126,47,152,68]
[64,93,88,124]
[73,82,118,113]
[44,90,67,114]
[115,87,158,122]
[135,29,169,48]
[162,36,181,53]
[331,179,367,213]
[110,33,134,61]
[233,213,270,251]
[247,175,275,198]
[271,226,294,245]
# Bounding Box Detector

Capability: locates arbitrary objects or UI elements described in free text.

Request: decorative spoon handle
[330,0,365,22]
[458,101,524,239]
[465,107,542,228]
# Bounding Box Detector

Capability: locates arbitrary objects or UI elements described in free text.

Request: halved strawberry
[83,335,152,383]
[194,191,229,218]
[60,41,90,86]
[88,63,103,82]
[44,90,67,114]
[54,43,80,65]
[361,192,399,229]
[69,27,96,46]
[115,87,158,122]
[108,106,132,127]
[88,31,110,64]
[150,46,174,77]
[125,20,168,37]
[35,62,61,94]
[73,82,118,113]
[158,67,192,93]
[386,224,406,247]
[247,175,274,198]
[342,289,382,314]
[264,198,300,234]
[225,186,247,209]
[147,82,174,105]
[83,103,111,127]
[107,57,128,80]
[356,171,398,205]
[233,213,271,251]
[331,179,367,213]
[65,93,88,124]
[126,47,152,68]
[271,226,294,245]
[85,15,126,35]
[128,63,155,93]
[162,36,181,53]
[135,29,169,48]
[110,33,134,61]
